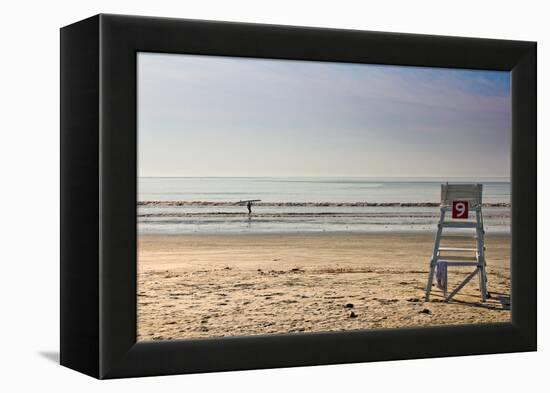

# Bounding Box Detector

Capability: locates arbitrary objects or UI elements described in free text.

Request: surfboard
[235,199,262,205]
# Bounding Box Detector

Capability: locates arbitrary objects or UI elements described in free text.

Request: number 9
[456,202,466,216]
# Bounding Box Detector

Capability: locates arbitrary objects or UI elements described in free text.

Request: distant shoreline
[138,176,511,180]
[138,201,511,236]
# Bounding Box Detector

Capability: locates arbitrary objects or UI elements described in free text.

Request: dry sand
[137,233,511,341]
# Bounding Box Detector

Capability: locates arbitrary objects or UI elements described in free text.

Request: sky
[138,52,511,178]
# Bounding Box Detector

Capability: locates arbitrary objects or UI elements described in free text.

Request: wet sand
[137,233,511,341]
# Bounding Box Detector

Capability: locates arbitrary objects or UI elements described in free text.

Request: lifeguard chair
[425,183,488,302]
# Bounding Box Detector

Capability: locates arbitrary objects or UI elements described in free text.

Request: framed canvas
[60,14,537,379]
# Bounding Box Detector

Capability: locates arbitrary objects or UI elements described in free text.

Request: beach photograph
[137,53,511,341]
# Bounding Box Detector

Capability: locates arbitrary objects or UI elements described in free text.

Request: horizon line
[138,175,511,180]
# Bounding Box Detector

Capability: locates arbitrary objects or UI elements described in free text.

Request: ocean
[137,177,511,235]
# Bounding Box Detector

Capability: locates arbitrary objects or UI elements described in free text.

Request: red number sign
[452,201,469,219]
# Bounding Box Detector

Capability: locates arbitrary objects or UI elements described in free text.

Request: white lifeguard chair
[425,183,488,302]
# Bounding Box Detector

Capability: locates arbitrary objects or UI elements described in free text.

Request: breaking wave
[138,200,510,208]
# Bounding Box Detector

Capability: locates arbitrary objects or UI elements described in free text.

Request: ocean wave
[138,200,511,208]
[139,212,442,218]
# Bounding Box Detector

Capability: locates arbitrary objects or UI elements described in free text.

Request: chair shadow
[447,294,510,311]
[38,351,60,364]
[415,285,510,311]
[495,294,511,310]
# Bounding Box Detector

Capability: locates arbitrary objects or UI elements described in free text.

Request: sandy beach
[137,232,511,341]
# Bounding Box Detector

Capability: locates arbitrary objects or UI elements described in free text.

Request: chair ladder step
[435,260,479,266]
[438,247,478,252]
[441,221,479,228]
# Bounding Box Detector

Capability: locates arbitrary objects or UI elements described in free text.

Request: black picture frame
[60,14,536,379]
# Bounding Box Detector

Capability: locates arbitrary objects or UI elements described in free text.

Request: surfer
[236,199,260,215]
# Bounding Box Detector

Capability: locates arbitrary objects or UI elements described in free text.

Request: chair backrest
[440,183,483,207]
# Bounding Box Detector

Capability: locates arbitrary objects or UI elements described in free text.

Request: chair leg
[426,208,445,302]
[478,264,484,293]
[479,263,487,302]
[475,207,488,302]
[443,267,448,298]
[425,260,436,301]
